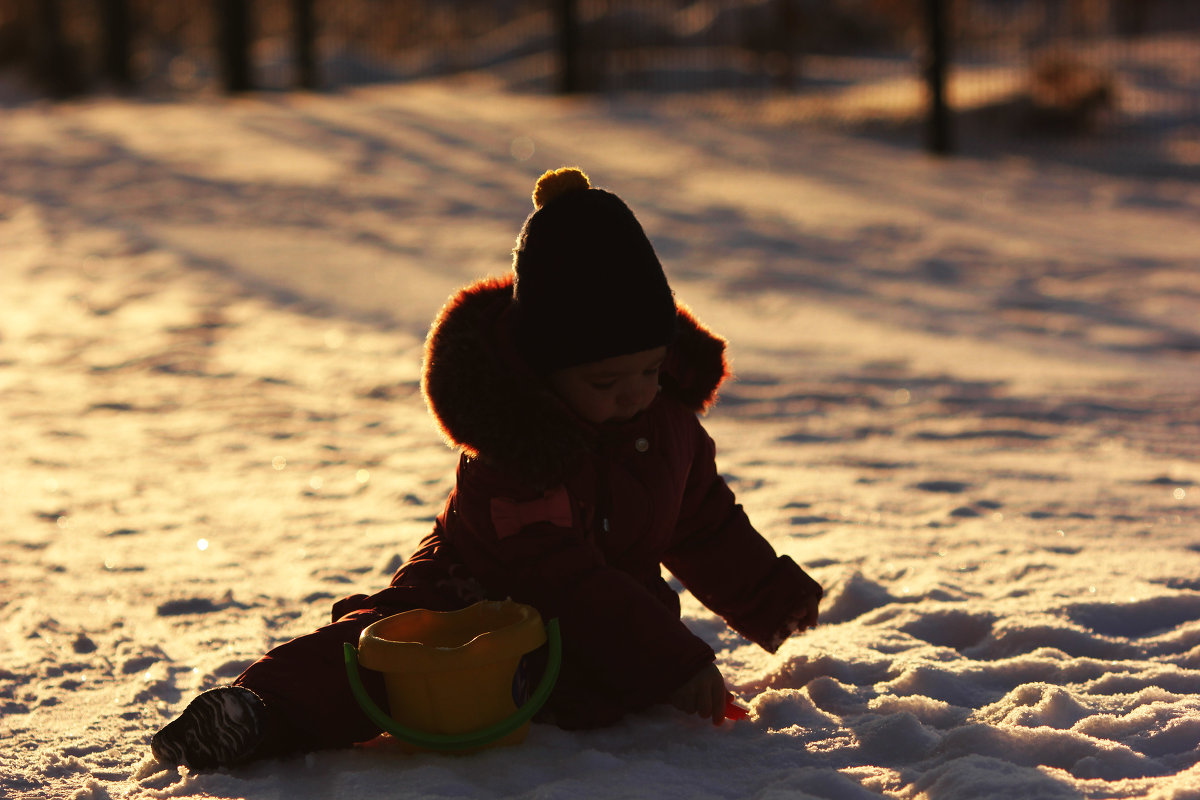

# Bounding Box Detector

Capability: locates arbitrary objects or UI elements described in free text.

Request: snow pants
[232,584,471,757]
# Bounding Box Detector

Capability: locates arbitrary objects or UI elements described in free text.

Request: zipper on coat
[593,457,612,538]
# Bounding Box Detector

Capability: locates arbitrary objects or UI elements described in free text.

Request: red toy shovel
[724,693,750,722]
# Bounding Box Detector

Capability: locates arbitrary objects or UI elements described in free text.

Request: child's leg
[233,607,391,756]
[153,608,391,768]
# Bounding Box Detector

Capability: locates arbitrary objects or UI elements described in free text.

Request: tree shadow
[5,86,1197,369]
[0,96,542,335]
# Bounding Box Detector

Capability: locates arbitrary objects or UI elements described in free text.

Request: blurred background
[1,0,1198,170]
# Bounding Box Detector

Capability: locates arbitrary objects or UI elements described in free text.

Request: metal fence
[2,1,1198,163]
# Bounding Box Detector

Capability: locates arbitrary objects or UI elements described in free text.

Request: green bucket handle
[342,617,562,752]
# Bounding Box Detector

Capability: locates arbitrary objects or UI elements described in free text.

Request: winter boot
[151,686,267,769]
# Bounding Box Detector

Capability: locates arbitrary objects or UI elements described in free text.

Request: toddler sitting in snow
[151,167,823,769]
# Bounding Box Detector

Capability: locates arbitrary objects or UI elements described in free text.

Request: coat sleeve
[446,456,715,727]
[663,419,823,653]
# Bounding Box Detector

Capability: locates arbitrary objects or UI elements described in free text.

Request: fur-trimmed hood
[421,275,729,485]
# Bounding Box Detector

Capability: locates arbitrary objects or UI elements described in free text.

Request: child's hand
[669,663,727,725]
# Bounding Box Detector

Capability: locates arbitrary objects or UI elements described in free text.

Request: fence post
[217,0,253,93]
[555,0,579,93]
[773,0,799,91]
[99,0,133,89]
[293,0,317,90]
[34,0,83,97]
[1115,0,1149,37]
[923,0,952,155]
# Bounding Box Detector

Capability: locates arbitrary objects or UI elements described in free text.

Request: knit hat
[512,167,678,373]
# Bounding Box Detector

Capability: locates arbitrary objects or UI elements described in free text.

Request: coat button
[634,437,650,453]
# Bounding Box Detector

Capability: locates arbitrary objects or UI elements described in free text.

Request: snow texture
[2,60,1199,800]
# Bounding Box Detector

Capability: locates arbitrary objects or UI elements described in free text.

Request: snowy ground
[2,72,1199,800]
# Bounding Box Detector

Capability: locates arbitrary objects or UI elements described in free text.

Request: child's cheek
[582,392,615,425]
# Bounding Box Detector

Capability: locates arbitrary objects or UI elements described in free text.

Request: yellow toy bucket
[343,600,561,753]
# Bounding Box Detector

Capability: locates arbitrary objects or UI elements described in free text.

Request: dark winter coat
[337,275,822,729]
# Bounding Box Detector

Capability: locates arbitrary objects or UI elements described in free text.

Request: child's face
[549,346,667,425]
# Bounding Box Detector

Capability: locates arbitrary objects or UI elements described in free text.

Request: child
[151,167,823,769]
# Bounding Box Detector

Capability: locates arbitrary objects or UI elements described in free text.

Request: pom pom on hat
[512,167,677,373]
[532,167,590,209]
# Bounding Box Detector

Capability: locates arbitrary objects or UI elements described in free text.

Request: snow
[2,61,1199,799]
